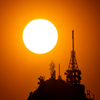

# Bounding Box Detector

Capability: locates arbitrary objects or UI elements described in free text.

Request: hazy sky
[0,0,100,100]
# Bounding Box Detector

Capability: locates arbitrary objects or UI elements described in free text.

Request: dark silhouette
[64,30,81,85]
[27,30,93,100]
[49,61,56,79]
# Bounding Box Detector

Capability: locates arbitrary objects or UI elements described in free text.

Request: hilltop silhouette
[27,67,93,100]
[27,30,94,100]
[27,78,90,100]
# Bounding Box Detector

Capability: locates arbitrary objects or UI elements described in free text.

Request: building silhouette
[27,30,94,100]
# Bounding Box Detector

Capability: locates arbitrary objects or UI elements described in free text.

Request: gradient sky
[0,0,100,100]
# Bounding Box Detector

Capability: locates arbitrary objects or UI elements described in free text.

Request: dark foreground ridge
[27,78,90,100]
[27,30,94,100]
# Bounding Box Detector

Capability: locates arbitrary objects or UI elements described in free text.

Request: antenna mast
[49,61,56,79]
[64,30,81,85]
[58,64,61,79]
[59,64,60,76]
[72,30,74,51]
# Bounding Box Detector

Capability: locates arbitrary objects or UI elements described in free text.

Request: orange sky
[0,0,100,100]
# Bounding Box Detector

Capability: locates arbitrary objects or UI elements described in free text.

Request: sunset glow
[0,0,100,100]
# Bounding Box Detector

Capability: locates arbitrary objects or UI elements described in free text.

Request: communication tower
[49,61,56,79]
[64,30,81,84]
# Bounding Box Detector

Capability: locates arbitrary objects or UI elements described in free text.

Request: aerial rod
[58,64,61,79]
[72,30,75,69]
[72,30,74,51]
[59,64,60,76]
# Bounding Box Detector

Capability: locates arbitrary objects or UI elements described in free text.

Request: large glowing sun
[23,19,58,54]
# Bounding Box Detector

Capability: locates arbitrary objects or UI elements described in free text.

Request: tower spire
[69,30,78,70]
[64,30,81,85]
[72,30,74,51]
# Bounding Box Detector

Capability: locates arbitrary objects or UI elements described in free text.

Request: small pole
[72,30,74,51]
[59,64,60,76]
[58,64,61,79]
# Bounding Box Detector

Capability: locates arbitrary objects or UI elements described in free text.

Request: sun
[23,19,58,54]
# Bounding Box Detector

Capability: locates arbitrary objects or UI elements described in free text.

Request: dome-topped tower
[64,30,81,85]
